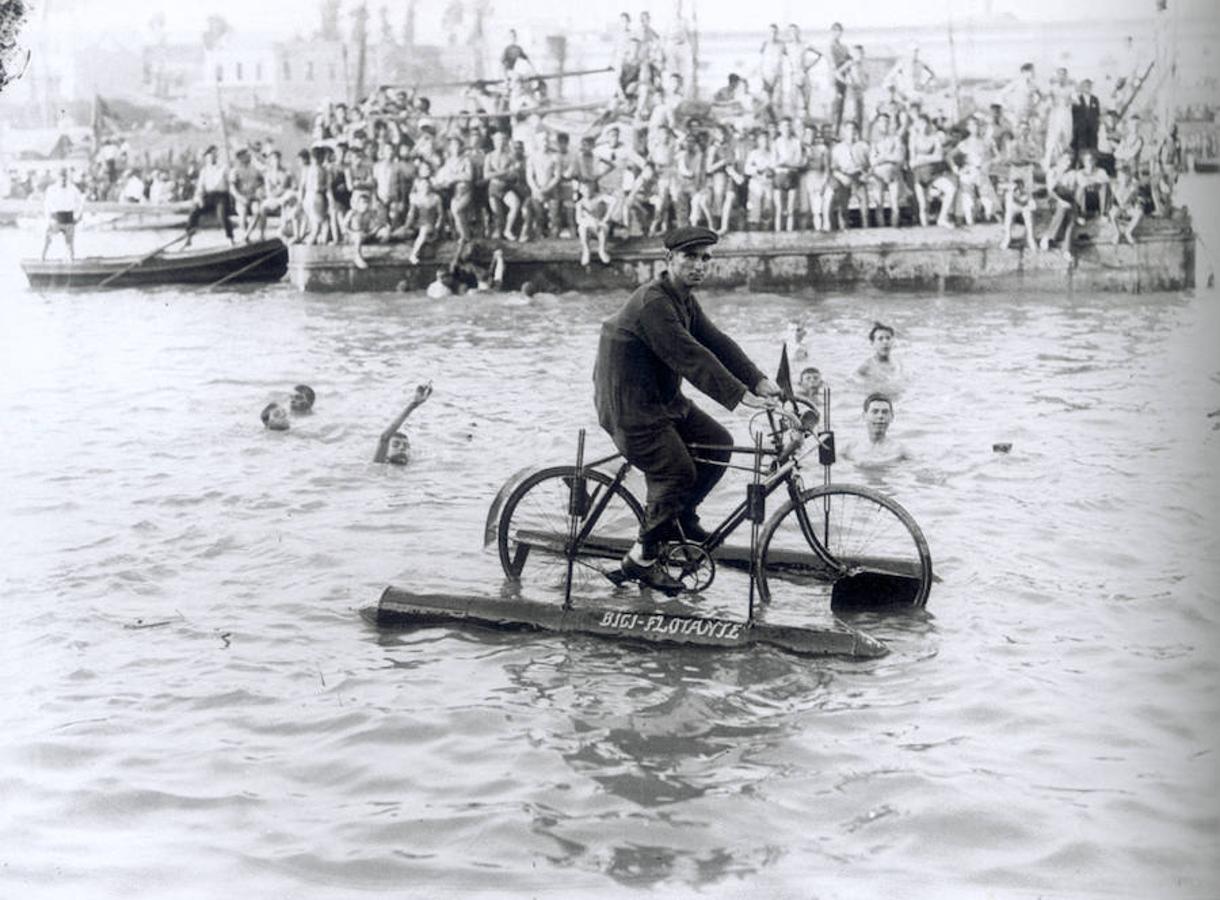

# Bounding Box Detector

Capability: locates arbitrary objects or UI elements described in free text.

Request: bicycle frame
[570,411,844,588]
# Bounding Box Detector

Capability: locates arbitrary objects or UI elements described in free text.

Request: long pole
[946,1,962,122]
[1117,61,1155,124]
[214,80,232,170]
[97,231,192,288]
[690,0,700,100]
[382,66,613,92]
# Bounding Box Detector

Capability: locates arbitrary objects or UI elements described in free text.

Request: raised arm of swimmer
[373,382,433,464]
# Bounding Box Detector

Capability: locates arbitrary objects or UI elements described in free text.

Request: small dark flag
[776,344,795,402]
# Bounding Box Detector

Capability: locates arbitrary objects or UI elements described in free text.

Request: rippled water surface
[2,181,1218,898]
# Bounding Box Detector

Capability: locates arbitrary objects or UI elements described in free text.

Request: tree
[319,0,340,41]
[202,15,232,50]
[379,5,396,47]
[402,0,417,47]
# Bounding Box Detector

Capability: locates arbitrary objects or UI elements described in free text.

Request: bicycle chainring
[659,542,716,593]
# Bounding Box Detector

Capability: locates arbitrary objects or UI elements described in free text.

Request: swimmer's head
[862,392,894,436]
[290,384,316,413]
[386,431,411,465]
[520,280,537,297]
[799,366,823,392]
[261,402,290,431]
[869,322,895,356]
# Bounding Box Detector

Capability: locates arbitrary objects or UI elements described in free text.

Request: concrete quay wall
[287,216,1196,295]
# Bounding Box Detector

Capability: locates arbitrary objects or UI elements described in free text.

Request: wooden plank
[373,587,887,659]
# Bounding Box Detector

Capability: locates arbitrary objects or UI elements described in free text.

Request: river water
[1,179,1217,899]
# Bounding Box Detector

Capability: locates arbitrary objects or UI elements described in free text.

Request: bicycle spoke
[758,486,932,609]
[498,468,644,598]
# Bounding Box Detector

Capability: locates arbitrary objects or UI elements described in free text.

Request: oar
[97,230,191,288]
[204,244,285,290]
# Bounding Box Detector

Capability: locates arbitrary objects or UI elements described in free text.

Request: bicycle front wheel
[497,466,645,594]
[757,485,933,609]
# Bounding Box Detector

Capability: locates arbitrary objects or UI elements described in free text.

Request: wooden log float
[373,587,889,659]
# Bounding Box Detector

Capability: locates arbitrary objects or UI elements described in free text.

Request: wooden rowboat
[20,238,288,289]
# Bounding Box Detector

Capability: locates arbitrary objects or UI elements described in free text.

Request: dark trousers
[187,191,234,239]
[611,405,732,551]
[831,86,847,134]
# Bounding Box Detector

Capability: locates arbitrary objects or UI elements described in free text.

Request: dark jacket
[594,272,765,432]
[1071,93,1101,153]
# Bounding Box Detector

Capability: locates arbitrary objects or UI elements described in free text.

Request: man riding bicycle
[593,225,783,593]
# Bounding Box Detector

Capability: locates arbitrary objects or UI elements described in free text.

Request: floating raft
[288,211,1195,294]
[373,587,888,659]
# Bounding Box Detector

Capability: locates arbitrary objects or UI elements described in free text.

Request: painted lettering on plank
[598,610,743,641]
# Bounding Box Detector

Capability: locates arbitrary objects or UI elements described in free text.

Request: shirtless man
[827,120,869,230]
[841,393,911,469]
[41,168,84,261]
[344,188,389,269]
[907,114,957,228]
[405,161,442,265]
[771,117,803,232]
[573,178,614,266]
[230,147,263,240]
[1107,165,1144,244]
[759,24,786,113]
[855,322,905,395]
[867,113,906,227]
[743,129,774,232]
[882,43,936,107]
[1039,150,1077,259]
[950,116,998,225]
[373,383,433,465]
[251,149,296,242]
[1073,150,1110,223]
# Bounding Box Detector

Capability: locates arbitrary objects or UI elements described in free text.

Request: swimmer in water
[261,401,290,431]
[290,384,315,414]
[373,382,433,465]
[841,392,911,468]
[855,321,905,395]
[796,366,824,403]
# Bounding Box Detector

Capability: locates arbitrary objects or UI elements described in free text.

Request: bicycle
[489,390,933,612]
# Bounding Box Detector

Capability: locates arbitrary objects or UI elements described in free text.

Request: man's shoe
[677,517,712,544]
[620,555,683,596]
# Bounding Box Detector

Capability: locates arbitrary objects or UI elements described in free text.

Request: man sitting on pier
[374,383,433,466]
[185,145,235,247]
[593,225,782,594]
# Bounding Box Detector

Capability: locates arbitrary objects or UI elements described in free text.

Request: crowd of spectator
[5,18,1202,263]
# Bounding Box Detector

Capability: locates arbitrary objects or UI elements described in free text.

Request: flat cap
[664,225,719,253]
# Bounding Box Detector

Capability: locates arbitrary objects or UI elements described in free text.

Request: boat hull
[21,239,288,289]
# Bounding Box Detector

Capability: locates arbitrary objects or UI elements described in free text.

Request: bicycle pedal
[602,569,629,587]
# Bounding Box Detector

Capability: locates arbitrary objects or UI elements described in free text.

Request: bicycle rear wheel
[757,485,932,609]
[497,466,645,594]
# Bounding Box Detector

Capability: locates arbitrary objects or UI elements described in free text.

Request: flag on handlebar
[776,344,796,404]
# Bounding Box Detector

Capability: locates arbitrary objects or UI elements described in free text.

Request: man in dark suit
[1071,78,1102,163]
[593,226,782,592]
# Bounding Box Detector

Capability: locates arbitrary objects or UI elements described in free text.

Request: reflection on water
[0,178,1218,896]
